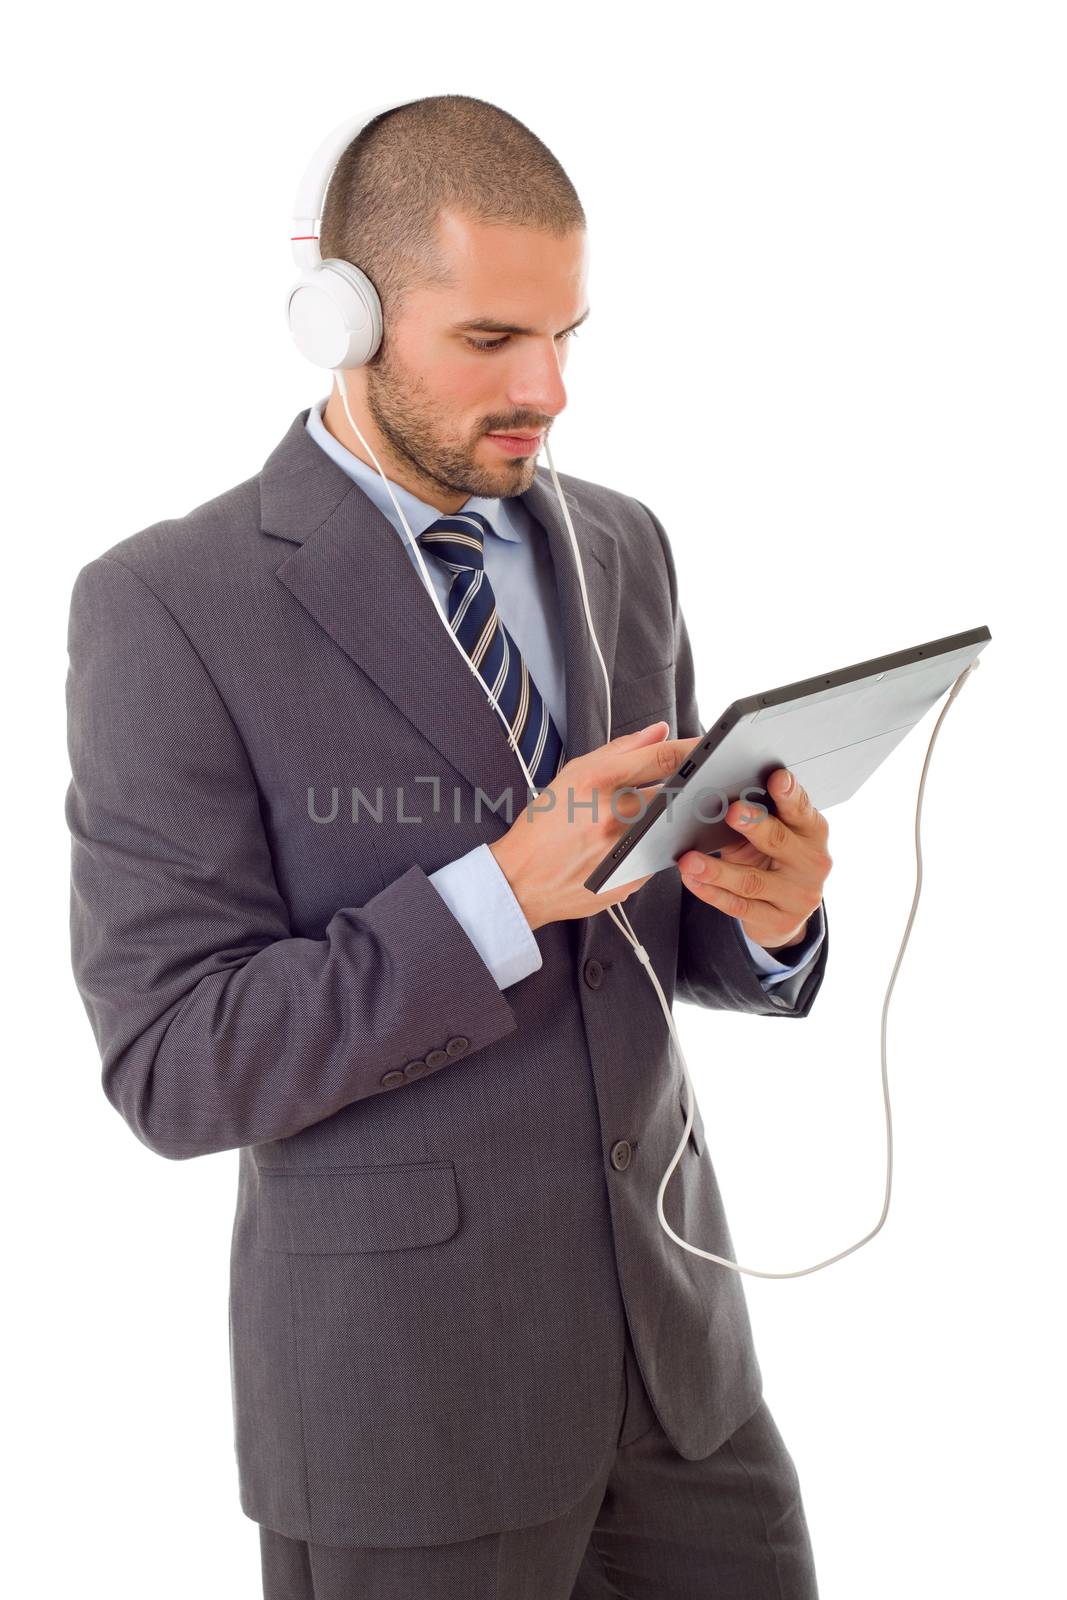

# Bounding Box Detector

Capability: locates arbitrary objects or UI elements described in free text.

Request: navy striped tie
[417,511,567,793]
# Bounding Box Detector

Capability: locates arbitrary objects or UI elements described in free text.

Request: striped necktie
[417,511,567,793]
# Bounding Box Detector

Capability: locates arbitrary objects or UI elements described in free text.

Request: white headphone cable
[543,438,982,1276]
[333,369,982,1278]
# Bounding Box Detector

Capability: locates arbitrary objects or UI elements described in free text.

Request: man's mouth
[486,431,544,455]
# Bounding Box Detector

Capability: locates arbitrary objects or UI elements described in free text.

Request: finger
[607,759,695,829]
[601,730,702,790]
[677,851,816,922]
[612,780,662,823]
[677,872,817,945]
[752,768,829,846]
[570,719,670,782]
[714,838,770,866]
[723,771,828,867]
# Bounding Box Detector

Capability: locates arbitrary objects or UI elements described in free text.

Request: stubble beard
[364,346,540,504]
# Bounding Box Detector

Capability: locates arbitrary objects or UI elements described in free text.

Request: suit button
[584,958,603,989]
[445,1036,469,1056]
[425,1048,449,1068]
[402,1059,427,1079]
[381,1070,406,1088]
[610,1140,632,1171]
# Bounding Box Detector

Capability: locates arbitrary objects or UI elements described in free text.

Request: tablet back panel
[588,631,989,893]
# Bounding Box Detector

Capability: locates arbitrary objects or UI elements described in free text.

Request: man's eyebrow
[452,307,591,336]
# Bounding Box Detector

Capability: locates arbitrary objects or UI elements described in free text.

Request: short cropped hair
[318,95,585,342]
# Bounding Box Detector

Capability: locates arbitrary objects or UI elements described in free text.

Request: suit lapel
[260,409,621,821]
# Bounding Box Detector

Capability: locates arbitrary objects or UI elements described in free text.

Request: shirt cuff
[428,843,543,990]
[738,901,826,989]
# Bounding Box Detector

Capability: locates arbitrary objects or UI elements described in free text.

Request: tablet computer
[584,625,991,895]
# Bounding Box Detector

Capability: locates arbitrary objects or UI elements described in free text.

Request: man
[65,96,831,1597]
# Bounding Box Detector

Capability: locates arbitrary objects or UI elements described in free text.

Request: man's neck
[320,395,385,475]
[320,395,470,512]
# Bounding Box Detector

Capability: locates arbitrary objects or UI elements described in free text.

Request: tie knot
[418,511,494,572]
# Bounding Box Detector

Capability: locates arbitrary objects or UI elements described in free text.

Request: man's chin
[461,453,538,499]
[494,463,539,499]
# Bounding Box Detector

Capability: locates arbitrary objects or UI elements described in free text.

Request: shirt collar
[305,397,522,546]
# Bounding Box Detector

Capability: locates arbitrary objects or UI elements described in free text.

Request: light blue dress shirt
[305,398,826,990]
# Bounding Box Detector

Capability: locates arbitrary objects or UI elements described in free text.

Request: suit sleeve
[635,501,829,1019]
[65,555,521,1161]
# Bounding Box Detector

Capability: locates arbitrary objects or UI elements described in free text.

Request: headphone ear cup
[286,258,383,369]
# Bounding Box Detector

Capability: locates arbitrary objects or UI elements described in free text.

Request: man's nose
[505,338,569,418]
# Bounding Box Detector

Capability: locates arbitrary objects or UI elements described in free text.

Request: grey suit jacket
[65,407,828,1549]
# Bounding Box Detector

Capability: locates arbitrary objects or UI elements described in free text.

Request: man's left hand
[676,768,832,951]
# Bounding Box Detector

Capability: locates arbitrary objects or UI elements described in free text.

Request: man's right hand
[488,721,703,932]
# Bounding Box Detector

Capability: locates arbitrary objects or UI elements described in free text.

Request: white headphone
[286,99,403,369]
[285,104,981,1278]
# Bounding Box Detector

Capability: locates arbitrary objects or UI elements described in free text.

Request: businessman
[65,96,831,1598]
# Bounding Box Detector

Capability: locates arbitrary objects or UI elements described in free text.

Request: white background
[6,2,1064,1594]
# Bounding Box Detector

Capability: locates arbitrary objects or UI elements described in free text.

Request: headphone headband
[286,95,451,368]
[289,98,424,273]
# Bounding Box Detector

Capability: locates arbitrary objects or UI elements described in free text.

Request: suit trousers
[257,1316,819,1599]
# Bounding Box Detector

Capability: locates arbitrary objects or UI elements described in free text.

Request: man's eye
[465,329,581,353]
